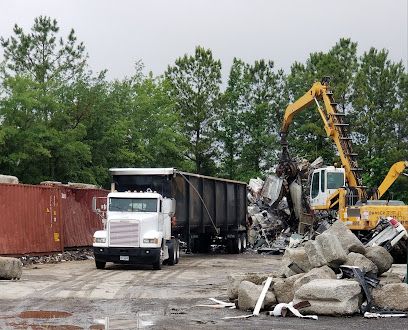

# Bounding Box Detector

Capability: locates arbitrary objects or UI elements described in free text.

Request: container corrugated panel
[0,183,63,255]
[60,188,108,248]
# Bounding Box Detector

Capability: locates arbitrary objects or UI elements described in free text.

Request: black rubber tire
[226,238,234,254]
[240,233,247,252]
[175,240,180,264]
[168,240,176,266]
[95,261,106,269]
[234,235,242,254]
[153,259,162,270]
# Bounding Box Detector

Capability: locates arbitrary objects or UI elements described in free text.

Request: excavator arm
[279,77,363,191]
[374,161,408,199]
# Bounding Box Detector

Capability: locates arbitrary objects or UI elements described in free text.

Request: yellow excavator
[277,77,408,238]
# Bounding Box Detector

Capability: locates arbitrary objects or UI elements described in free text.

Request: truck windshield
[327,172,344,189]
[109,198,157,212]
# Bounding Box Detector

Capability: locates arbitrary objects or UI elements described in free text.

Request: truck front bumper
[93,247,160,265]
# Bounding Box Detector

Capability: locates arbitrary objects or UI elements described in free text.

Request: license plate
[120,256,129,261]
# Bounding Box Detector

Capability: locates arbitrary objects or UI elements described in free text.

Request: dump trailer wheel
[227,236,242,254]
[95,261,106,269]
[240,233,247,252]
[235,235,242,254]
[168,240,176,266]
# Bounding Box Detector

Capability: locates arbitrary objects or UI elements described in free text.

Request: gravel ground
[1,252,407,329]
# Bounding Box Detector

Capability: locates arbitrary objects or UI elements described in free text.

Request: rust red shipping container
[0,183,108,255]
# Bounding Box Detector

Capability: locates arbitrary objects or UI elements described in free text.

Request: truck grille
[109,220,140,247]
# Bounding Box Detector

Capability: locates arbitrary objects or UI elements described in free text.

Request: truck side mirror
[92,197,98,212]
[162,198,176,216]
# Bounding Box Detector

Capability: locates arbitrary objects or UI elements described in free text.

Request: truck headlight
[143,238,159,244]
[93,237,106,243]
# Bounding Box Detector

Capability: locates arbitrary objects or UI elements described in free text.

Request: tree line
[0,17,406,201]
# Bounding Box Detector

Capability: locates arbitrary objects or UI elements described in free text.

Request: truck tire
[153,259,162,270]
[95,261,106,269]
[168,240,176,266]
[240,233,247,252]
[234,235,242,254]
[227,236,241,254]
[175,240,180,264]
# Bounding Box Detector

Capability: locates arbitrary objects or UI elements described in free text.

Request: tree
[0,16,86,84]
[219,58,286,181]
[165,46,222,174]
[0,16,93,183]
[351,48,407,200]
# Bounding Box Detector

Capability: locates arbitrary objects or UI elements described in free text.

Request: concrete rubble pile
[247,157,323,252]
[18,248,94,266]
[227,220,408,317]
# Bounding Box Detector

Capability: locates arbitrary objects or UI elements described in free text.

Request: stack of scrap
[247,176,292,253]
[247,157,323,252]
[228,220,408,316]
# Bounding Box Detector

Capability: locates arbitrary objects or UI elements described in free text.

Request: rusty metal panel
[60,188,108,248]
[0,183,63,255]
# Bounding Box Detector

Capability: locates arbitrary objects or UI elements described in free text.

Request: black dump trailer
[110,168,248,253]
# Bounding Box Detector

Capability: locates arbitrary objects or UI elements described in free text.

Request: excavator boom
[375,161,408,199]
[280,77,363,190]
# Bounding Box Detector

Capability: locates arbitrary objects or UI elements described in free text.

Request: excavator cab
[310,166,345,209]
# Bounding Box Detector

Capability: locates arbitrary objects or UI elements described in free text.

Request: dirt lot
[0,252,407,329]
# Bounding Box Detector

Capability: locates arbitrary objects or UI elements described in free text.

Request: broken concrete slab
[293,265,336,293]
[294,279,362,315]
[344,252,378,275]
[273,273,304,304]
[378,272,402,285]
[372,283,408,311]
[325,221,365,254]
[0,257,23,280]
[364,246,393,275]
[282,247,312,274]
[304,240,326,268]
[315,233,347,268]
[305,233,347,269]
[238,280,276,311]
[227,273,275,300]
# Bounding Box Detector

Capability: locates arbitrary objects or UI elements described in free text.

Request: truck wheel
[234,235,242,254]
[95,261,106,269]
[240,233,247,252]
[168,240,176,266]
[153,259,162,270]
[175,240,180,264]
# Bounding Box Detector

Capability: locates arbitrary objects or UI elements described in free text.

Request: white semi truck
[92,168,248,270]
[92,189,179,270]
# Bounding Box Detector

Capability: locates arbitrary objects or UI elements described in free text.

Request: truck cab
[93,190,178,270]
[310,166,345,209]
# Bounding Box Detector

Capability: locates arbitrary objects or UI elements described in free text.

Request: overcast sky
[1,0,407,81]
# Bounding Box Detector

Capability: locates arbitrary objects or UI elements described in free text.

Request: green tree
[351,48,408,201]
[165,46,222,174]
[0,16,86,84]
[0,16,94,183]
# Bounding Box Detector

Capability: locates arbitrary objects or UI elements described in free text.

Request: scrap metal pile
[247,157,323,252]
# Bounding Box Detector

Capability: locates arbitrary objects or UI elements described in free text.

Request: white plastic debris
[270,302,318,320]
